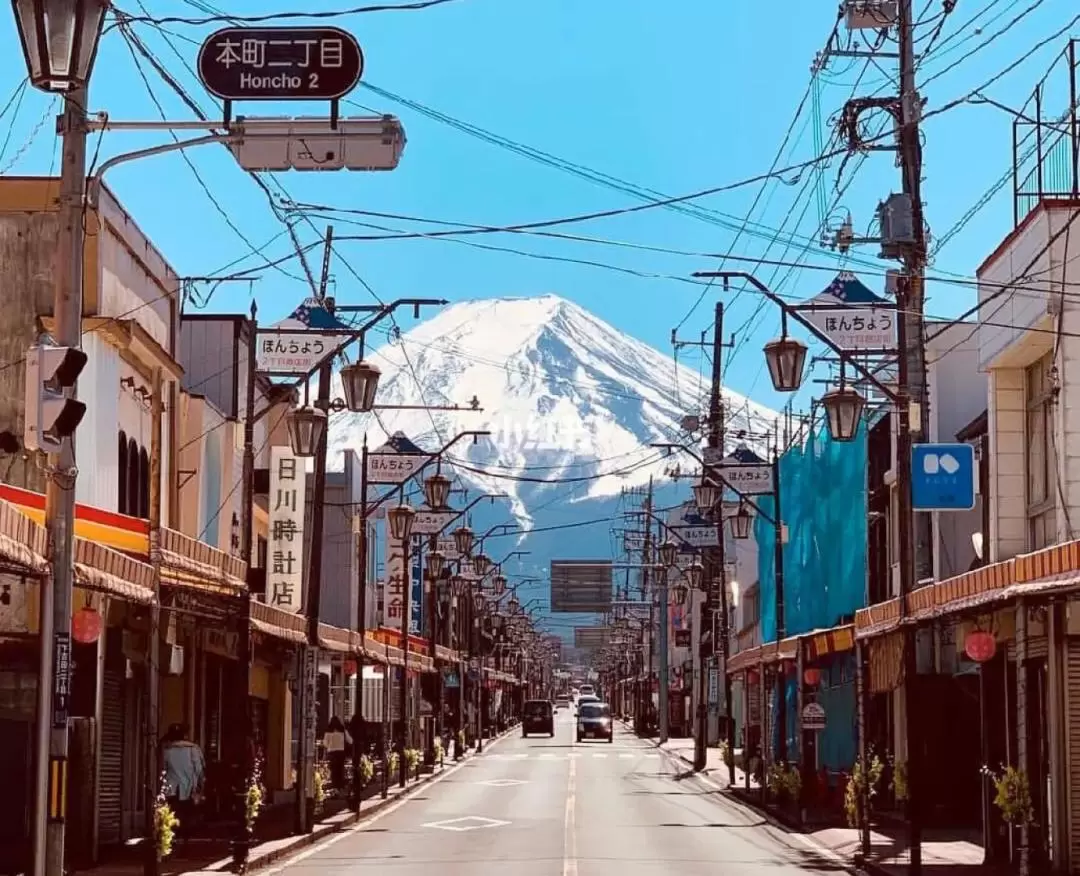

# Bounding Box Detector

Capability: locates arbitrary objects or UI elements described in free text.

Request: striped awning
[0,499,47,574]
[250,600,307,645]
[74,536,155,604]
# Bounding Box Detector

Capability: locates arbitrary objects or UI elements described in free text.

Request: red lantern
[803,667,822,687]
[72,606,103,644]
[964,630,997,663]
[343,659,358,677]
[746,669,760,685]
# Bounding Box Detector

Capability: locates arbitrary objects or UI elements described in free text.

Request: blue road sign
[911,443,976,511]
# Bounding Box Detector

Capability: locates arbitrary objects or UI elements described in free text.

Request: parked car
[522,699,555,737]
[577,701,613,742]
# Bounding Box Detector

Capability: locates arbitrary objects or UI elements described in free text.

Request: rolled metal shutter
[1065,639,1080,870]
[98,671,124,845]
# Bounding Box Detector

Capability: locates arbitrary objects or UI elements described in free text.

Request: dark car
[577,701,613,742]
[522,699,555,737]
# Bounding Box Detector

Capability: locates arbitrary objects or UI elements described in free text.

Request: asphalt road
[269,709,844,876]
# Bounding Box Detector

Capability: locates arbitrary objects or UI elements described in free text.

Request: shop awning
[854,539,1080,640]
[250,600,307,644]
[74,537,155,604]
[0,498,48,575]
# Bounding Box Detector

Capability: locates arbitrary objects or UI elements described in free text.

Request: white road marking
[592,753,608,758]
[423,816,511,831]
[618,753,635,759]
[563,738,578,876]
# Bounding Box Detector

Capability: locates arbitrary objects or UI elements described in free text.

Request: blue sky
[1,0,1076,416]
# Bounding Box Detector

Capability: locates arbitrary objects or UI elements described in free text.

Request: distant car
[522,699,555,737]
[579,684,595,697]
[577,701,613,742]
[555,695,571,710]
[574,694,599,716]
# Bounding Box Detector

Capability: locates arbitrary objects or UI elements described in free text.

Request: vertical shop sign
[268,446,306,612]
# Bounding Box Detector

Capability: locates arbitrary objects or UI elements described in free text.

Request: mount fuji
[327,295,779,634]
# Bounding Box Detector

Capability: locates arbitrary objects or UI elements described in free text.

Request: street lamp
[692,481,721,513]
[13,0,108,92]
[762,332,808,393]
[730,502,753,540]
[450,574,467,599]
[425,550,445,580]
[387,504,416,541]
[685,560,704,591]
[453,526,474,557]
[473,590,486,612]
[508,594,520,614]
[339,360,381,413]
[285,406,327,458]
[671,582,689,606]
[473,553,493,578]
[492,574,507,596]
[659,540,678,568]
[424,472,452,510]
[492,613,504,631]
[822,385,866,442]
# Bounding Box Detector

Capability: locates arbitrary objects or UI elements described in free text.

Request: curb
[191,725,520,875]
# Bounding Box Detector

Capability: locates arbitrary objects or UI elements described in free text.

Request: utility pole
[297,229,336,834]
[640,487,653,736]
[697,301,725,772]
[144,369,163,876]
[896,1,927,871]
[33,86,88,876]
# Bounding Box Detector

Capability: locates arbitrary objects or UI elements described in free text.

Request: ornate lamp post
[13,0,108,91]
[285,405,327,458]
[659,540,678,568]
[692,482,720,513]
[423,472,452,510]
[730,502,753,540]
[338,360,381,413]
[822,383,866,442]
[452,526,474,557]
[762,313,808,393]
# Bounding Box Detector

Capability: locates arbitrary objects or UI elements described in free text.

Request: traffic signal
[24,344,87,453]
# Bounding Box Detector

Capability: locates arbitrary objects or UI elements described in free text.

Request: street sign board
[801,701,826,731]
[911,443,976,511]
[670,525,719,548]
[715,463,774,495]
[256,297,354,374]
[412,510,457,535]
[366,451,426,485]
[197,27,364,102]
[436,536,460,559]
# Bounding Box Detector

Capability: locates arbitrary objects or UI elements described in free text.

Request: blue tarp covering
[755,419,868,761]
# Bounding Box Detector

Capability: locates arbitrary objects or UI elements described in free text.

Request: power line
[116,0,467,26]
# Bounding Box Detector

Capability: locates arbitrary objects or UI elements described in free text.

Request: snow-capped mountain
[328,294,778,527]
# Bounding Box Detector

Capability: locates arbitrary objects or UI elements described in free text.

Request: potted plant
[154,774,179,863]
[405,748,421,779]
[891,759,908,804]
[388,750,400,778]
[356,754,375,789]
[232,758,265,872]
[455,729,466,760]
[766,763,802,808]
[844,751,884,829]
[983,765,1033,826]
[313,762,329,815]
[434,737,445,766]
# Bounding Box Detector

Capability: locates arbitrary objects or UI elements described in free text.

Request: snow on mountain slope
[328,295,779,527]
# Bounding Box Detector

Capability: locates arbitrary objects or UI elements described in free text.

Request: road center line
[563,747,578,876]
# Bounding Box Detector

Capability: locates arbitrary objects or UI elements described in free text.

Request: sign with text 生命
[268,446,306,613]
[197,26,364,102]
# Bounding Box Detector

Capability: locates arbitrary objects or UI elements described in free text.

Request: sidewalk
[79,726,518,876]
[647,730,999,876]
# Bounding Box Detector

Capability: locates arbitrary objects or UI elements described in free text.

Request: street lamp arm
[649,441,779,525]
[692,270,900,404]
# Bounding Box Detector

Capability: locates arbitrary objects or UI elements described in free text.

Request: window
[117,432,128,515]
[1026,353,1057,550]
